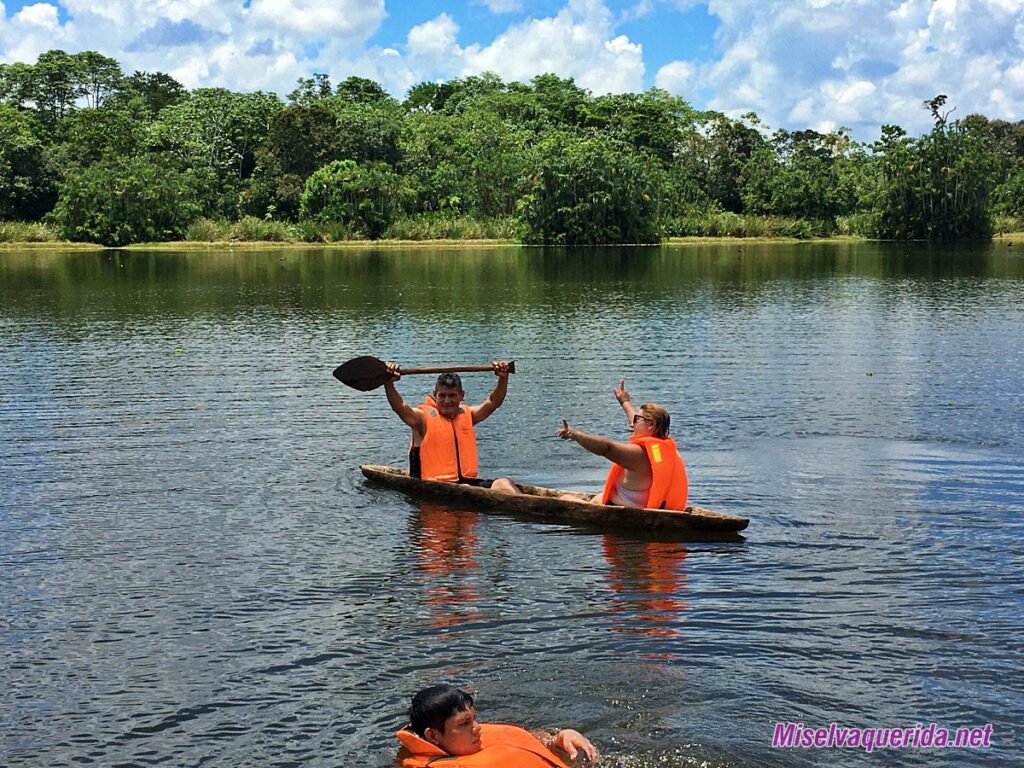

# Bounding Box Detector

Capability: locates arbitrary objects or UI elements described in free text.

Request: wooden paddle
[334,356,516,391]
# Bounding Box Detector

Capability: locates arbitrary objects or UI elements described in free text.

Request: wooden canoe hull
[359,465,749,533]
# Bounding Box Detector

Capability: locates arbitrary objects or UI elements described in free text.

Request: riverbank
[2,236,859,251]
[1,212,856,247]
[4,225,1022,250]
[0,238,521,251]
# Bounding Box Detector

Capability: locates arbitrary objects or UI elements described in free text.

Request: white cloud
[620,1,654,22]
[407,13,463,69]
[655,60,695,94]
[0,0,387,93]
[247,0,385,38]
[460,0,645,93]
[696,0,1024,137]
[14,3,60,29]
[476,0,523,12]
[2,0,1023,138]
[624,0,702,18]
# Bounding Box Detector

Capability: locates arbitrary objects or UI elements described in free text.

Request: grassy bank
[183,215,525,244]
[993,215,1024,239]
[0,221,62,243]
[11,212,1021,248]
[0,215,524,248]
[665,235,864,245]
[665,212,847,239]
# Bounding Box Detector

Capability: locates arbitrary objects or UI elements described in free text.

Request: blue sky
[2,0,1023,139]
[370,1,721,77]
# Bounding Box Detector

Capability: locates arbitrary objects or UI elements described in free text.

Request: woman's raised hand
[613,379,631,405]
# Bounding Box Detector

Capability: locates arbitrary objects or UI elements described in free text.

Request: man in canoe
[384,361,518,493]
[557,380,688,510]
[396,684,600,767]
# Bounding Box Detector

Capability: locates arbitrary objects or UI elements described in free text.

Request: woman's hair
[640,403,670,438]
[409,685,474,736]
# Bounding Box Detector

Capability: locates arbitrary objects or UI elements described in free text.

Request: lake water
[1,243,1022,767]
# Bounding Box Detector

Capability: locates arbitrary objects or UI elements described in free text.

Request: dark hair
[640,403,670,438]
[409,685,474,736]
[435,373,463,390]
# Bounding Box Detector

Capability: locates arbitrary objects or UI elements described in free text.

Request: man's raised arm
[471,360,511,425]
[383,363,425,433]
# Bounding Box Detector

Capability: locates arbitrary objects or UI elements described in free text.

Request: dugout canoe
[359,465,749,533]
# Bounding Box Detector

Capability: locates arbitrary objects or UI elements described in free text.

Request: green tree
[457,108,531,217]
[30,50,85,125]
[868,96,997,240]
[435,72,508,114]
[0,105,57,219]
[241,102,343,220]
[0,62,36,108]
[519,132,663,245]
[529,73,589,127]
[660,161,710,221]
[454,86,543,132]
[960,114,1024,216]
[53,107,146,167]
[741,128,859,221]
[694,112,766,212]
[991,169,1024,216]
[111,71,187,118]
[398,113,465,213]
[75,51,123,108]
[585,89,699,164]
[398,109,530,217]
[403,81,456,113]
[328,97,404,165]
[265,103,341,177]
[335,76,395,106]
[153,88,282,215]
[300,159,402,238]
[0,50,123,120]
[288,73,333,105]
[50,154,201,245]
[155,88,282,180]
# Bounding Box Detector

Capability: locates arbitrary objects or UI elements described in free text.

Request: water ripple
[1,245,1022,767]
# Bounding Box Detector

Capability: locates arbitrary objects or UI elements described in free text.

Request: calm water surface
[1,243,1022,767]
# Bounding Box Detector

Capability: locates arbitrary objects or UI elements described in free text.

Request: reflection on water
[410,503,483,630]
[1,243,1022,767]
[603,537,688,638]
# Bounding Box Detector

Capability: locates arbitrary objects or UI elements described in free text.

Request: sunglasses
[632,413,653,425]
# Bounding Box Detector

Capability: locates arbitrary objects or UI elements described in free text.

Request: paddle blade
[334,356,390,391]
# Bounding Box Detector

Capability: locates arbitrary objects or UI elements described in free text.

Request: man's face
[433,385,465,418]
[428,706,482,755]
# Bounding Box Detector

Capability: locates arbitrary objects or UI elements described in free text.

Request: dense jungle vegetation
[2,50,1023,246]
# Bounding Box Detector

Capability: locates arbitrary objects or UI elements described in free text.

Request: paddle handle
[400,361,516,375]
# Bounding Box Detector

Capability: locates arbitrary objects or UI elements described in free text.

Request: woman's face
[631,411,655,436]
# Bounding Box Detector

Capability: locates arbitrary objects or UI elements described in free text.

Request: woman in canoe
[557,380,688,511]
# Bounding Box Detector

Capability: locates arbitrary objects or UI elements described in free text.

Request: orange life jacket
[599,435,688,510]
[415,395,479,482]
[395,724,568,768]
